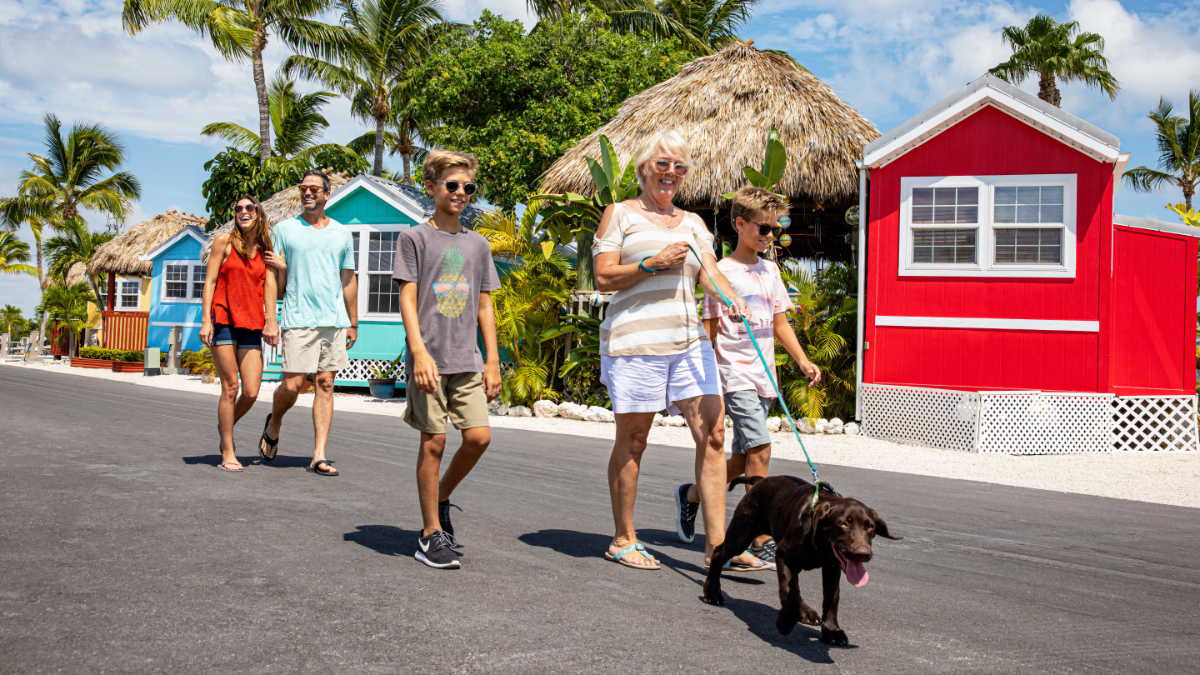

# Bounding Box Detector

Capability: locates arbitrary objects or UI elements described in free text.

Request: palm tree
[283,0,455,176]
[1124,91,1200,210]
[0,114,141,228]
[529,0,761,55]
[1,305,23,337]
[989,14,1119,107]
[347,96,434,183]
[0,230,38,278]
[122,0,336,165]
[201,74,359,164]
[42,220,114,307]
[41,283,93,357]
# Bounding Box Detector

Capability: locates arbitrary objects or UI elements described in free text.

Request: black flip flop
[259,414,278,462]
[307,459,338,477]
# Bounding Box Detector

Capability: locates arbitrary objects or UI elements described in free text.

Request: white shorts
[281,327,350,374]
[601,341,721,415]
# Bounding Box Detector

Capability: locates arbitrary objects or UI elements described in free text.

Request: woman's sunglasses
[431,180,478,196]
[234,205,256,214]
[654,159,689,176]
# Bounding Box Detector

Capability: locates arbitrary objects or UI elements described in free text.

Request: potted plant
[367,353,403,399]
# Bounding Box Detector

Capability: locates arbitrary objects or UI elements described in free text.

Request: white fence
[861,383,1198,454]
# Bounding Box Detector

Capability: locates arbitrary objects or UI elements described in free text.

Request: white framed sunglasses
[653,159,689,176]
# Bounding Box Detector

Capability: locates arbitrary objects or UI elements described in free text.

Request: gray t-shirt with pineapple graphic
[393,222,501,375]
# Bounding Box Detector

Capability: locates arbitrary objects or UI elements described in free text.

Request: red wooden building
[856,75,1198,454]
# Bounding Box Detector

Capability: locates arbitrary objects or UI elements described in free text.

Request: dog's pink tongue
[842,559,869,587]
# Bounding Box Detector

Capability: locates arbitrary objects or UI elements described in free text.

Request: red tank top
[212,246,267,329]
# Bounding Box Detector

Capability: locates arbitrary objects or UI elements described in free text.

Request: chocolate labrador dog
[702,476,900,646]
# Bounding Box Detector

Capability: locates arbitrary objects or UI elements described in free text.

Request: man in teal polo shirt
[259,169,357,476]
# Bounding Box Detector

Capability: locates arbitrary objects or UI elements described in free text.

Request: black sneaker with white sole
[416,530,461,569]
[438,500,462,548]
[749,538,777,570]
[675,483,699,543]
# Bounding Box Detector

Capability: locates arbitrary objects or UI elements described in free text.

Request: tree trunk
[1038,73,1061,107]
[402,152,412,185]
[252,46,272,165]
[576,230,595,292]
[36,234,47,343]
[374,116,386,177]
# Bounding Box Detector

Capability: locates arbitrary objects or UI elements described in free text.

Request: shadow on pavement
[181,454,311,468]
[344,525,421,557]
[718,595,844,664]
[518,529,611,558]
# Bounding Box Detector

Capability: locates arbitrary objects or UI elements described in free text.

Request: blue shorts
[212,324,262,349]
[725,390,773,454]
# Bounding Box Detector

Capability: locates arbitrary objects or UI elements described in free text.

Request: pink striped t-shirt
[702,257,793,396]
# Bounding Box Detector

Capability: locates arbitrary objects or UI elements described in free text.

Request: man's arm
[773,312,820,383]
[340,268,358,349]
[262,265,279,347]
[477,291,501,402]
[399,280,438,394]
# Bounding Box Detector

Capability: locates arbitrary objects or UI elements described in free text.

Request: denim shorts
[212,324,263,349]
[725,390,773,454]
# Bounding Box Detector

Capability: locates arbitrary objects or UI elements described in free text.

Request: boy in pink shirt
[674,187,820,570]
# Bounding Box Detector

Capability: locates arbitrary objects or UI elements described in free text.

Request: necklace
[640,198,677,228]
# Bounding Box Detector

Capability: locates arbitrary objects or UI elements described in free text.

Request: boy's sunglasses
[233,205,256,213]
[744,219,782,237]
[654,159,689,176]
[298,185,327,194]
[431,180,478,196]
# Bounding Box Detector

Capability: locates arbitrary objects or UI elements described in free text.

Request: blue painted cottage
[138,224,209,353]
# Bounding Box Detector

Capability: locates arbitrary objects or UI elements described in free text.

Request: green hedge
[77,348,168,363]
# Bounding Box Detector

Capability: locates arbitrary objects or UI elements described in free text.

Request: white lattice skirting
[861,384,1198,454]
[336,359,406,384]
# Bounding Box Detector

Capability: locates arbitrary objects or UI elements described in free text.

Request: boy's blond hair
[730,186,788,227]
[422,149,479,183]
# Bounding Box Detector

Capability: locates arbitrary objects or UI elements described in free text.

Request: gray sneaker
[749,538,777,570]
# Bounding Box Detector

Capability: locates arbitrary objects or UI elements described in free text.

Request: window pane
[368,273,401,314]
[353,233,360,272]
[1016,187,1041,204]
[912,206,933,224]
[912,228,975,265]
[994,205,1016,224]
[995,247,1014,263]
[1041,245,1061,264]
[369,232,399,272]
[192,266,206,282]
[957,206,978,223]
[993,228,1063,265]
[956,246,976,263]
[956,188,978,205]
[166,264,187,281]
[166,282,187,298]
[934,189,957,206]
[912,188,934,206]
[995,187,1017,205]
[913,230,933,246]
[1015,246,1039,263]
[192,283,205,298]
[1017,205,1040,222]
[1041,186,1064,204]
[934,206,957,223]
[1015,229,1039,245]
[913,247,932,263]
[999,185,1066,224]
[1040,204,1064,223]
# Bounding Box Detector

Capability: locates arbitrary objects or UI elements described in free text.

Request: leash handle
[684,244,825,488]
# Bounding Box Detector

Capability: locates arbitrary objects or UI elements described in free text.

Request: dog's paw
[775,611,797,635]
[701,585,726,606]
[799,603,821,626]
[821,626,849,646]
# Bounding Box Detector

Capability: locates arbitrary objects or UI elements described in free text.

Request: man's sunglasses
[653,159,689,176]
[298,185,328,194]
[431,180,478,196]
[233,205,256,213]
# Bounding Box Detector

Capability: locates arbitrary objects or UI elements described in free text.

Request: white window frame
[898,173,1077,278]
[160,261,206,303]
[347,224,411,322]
[116,277,143,312]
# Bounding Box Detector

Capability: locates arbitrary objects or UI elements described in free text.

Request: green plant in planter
[181,348,216,377]
[369,352,404,381]
[533,135,642,291]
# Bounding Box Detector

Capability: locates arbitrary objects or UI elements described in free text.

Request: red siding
[865,105,1115,392]
[1109,225,1198,396]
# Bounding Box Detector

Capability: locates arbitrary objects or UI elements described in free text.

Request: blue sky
[2,0,1199,316]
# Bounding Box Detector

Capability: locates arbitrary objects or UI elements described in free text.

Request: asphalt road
[2,366,1199,674]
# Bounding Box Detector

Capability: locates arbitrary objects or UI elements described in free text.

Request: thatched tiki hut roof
[40,261,89,291]
[201,171,352,261]
[539,41,880,259]
[88,210,210,278]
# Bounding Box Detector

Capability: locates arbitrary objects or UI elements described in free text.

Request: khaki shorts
[281,327,350,373]
[403,372,490,435]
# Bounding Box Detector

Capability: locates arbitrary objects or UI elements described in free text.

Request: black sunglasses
[234,205,255,213]
[431,180,478,196]
[743,218,782,236]
[653,159,689,176]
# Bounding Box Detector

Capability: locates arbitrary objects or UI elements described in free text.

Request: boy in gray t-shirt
[393,149,501,570]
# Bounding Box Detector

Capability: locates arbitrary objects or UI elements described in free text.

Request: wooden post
[106,271,116,311]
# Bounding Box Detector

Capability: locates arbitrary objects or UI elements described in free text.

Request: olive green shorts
[402,371,490,435]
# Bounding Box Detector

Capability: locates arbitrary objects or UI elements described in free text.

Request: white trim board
[875,316,1099,332]
[151,322,203,328]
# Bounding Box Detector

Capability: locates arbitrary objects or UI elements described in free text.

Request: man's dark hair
[302,169,331,192]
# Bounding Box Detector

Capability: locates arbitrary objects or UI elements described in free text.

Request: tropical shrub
[77,347,166,362]
[775,261,857,421]
[181,348,217,376]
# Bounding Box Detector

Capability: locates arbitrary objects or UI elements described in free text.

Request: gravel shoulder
[7,358,1198,509]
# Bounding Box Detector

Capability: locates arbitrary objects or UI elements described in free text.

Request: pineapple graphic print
[434,248,470,318]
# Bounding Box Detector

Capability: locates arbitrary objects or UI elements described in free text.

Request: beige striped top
[592,202,715,357]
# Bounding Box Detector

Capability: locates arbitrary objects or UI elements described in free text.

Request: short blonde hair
[634,130,694,192]
[731,186,789,227]
[423,149,479,183]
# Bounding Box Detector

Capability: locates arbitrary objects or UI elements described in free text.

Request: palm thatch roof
[88,210,209,278]
[201,171,352,261]
[40,261,89,291]
[538,41,880,207]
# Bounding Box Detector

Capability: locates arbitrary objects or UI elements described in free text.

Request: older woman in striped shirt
[594,130,749,571]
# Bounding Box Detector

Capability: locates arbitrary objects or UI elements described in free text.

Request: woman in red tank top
[201,195,280,472]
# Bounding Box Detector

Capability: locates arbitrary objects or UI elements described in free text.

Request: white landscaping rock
[796,418,817,434]
[533,400,559,418]
[652,414,664,427]
[662,415,687,427]
[585,406,615,423]
[843,422,860,436]
[766,417,782,433]
[824,418,844,434]
[558,402,588,420]
[507,405,532,417]
[490,402,510,417]
[817,418,830,433]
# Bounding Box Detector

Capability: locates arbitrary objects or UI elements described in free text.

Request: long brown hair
[230,195,272,259]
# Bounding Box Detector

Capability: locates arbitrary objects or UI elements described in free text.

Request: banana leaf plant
[721,126,787,201]
[531,135,642,291]
[540,313,601,377]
